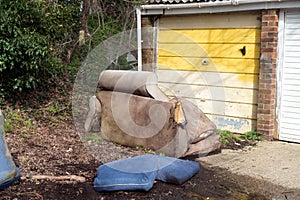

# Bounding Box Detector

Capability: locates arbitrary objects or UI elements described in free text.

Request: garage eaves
[140,0,300,15]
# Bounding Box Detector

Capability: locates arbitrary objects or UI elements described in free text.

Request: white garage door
[279,10,300,143]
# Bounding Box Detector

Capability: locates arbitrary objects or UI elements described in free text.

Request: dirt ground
[0,77,299,200]
[1,114,299,200]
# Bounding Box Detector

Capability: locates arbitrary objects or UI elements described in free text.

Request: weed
[58,115,65,121]
[4,110,23,133]
[145,148,156,154]
[188,181,197,188]
[31,110,43,121]
[135,145,144,150]
[217,129,263,147]
[4,119,14,132]
[49,118,59,126]
[158,152,166,156]
[21,133,29,139]
[241,130,263,141]
[86,133,102,144]
[216,130,241,146]
[21,157,28,163]
[47,104,61,116]
[22,119,35,133]
[3,109,36,133]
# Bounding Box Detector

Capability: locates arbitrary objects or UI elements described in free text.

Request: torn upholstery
[89,70,221,158]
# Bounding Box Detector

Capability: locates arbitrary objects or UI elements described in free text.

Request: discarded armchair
[85,70,221,158]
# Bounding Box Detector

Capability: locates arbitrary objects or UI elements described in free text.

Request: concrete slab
[197,141,300,190]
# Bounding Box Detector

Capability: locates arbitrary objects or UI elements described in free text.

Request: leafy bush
[0,0,80,98]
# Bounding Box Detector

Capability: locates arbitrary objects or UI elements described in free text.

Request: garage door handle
[240,46,246,56]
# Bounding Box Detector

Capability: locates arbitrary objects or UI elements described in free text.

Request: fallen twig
[21,175,86,183]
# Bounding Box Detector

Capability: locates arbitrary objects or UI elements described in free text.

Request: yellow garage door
[157,13,261,133]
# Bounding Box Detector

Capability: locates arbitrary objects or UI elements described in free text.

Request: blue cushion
[156,158,200,184]
[0,125,21,190]
[0,168,20,190]
[94,154,200,192]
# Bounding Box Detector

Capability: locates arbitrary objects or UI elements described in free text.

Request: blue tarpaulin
[94,154,200,192]
[0,111,20,190]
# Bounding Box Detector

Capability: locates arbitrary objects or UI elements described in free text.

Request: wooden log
[21,175,86,183]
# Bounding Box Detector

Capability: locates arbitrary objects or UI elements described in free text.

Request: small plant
[216,129,241,146]
[145,148,156,154]
[31,110,43,121]
[86,133,102,144]
[4,110,23,132]
[22,119,35,133]
[21,133,29,139]
[217,129,263,149]
[47,104,61,116]
[4,119,13,132]
[135,145,144,150]
[188,181,197,188]
[158,152,166,157]
[49,118,59,126]
[4,109,36,133]
[241,130,263,141]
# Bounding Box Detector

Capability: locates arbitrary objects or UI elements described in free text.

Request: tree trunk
[80,0,91,36]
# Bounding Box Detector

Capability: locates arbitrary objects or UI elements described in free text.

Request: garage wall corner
[257,9,279,140]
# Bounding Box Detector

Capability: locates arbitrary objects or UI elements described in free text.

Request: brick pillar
[257,10,279,140]
[141,17,155,71]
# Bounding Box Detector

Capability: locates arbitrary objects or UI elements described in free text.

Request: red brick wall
[257,10,279,140]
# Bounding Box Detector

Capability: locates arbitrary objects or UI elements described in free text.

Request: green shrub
[0,0,80,98]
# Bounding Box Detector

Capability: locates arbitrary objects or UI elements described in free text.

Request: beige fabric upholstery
[93,70,221,158]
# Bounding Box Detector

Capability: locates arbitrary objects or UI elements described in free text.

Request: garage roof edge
[140,0,300,15]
